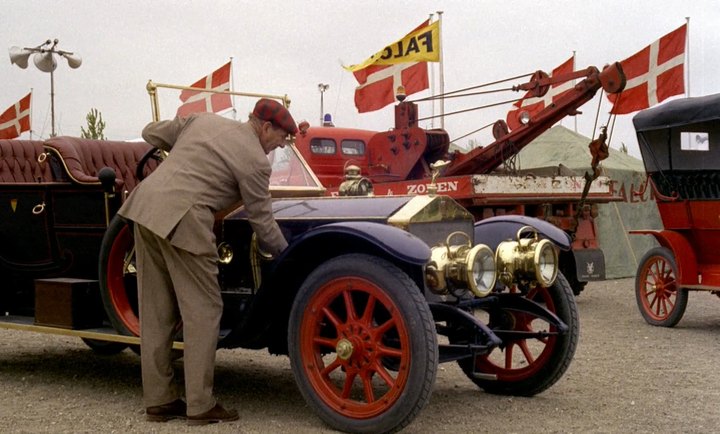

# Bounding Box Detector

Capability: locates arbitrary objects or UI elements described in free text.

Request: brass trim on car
[249,233,274,290]
[387,195,473,230]
[42,146,101,186]
[0,316,184,350]
[146,80,291,123]
[217,242,234,265]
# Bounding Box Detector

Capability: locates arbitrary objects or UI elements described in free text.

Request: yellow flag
[344,20,439,72]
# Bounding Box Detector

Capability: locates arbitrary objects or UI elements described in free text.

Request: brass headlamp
[495,226,558,288]
[426,231,496,297]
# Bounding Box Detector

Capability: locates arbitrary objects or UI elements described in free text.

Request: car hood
[225,196,414,222]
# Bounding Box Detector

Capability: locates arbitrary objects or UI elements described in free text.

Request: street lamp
[318,83,329,125]
[9,39,82,137]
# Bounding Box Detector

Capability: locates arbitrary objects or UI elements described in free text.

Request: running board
[0,315,184,350]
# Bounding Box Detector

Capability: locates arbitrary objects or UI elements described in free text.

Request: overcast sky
[3,0,719,159]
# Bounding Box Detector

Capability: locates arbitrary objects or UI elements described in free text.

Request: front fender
[224,222,430,351]
[474,215,572,251]
[286,221,431,265]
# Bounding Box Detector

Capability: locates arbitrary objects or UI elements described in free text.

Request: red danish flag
[0,92,32,139]
[177,61,233,117]
[608,24,686,115]
[506,56,574,131]
[351,20,432,113]
[353,61,428,113]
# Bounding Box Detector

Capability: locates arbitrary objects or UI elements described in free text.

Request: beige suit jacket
[119,113,287,256]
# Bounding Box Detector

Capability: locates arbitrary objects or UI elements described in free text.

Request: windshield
[267,144,325,194]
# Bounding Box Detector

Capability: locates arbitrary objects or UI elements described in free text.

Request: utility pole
[318,83,329,125]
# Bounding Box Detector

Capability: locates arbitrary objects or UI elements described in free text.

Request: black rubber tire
[80,338,128,355]
[566,272,588,296]
[288,254,437,434]
[98,216,185,350]
[98,215,138,337]
[635,247,688,327]
[458,272,579,396]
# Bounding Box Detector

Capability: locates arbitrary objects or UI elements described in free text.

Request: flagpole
[685,17,690,97]
[230,57,237,120]
[49,68,56,137]
[29,88,34,140]
[429,13,435,128]
[437,10,445,130]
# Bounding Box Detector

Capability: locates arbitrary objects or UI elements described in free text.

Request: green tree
[619,142,628,154]
[80,108,107,140]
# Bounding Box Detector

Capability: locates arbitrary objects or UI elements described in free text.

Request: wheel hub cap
[336,338,354,360]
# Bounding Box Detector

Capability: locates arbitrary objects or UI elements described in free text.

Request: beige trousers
[134,224,222,416]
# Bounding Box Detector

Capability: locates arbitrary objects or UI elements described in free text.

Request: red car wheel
[99,215,140,336]
[635,247,688,327]
[458,272,579,396]
[289,254,437,433]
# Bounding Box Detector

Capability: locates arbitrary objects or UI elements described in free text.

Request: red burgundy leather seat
[44,136,156,194]
[0,139,53,183]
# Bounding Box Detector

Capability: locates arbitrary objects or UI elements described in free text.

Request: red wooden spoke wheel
[301,277,409,417]
[289,254,437,434]
[635,247,688,327]
[479,285,558,380]
[99,215,140,337]
[99,216,184,345]
[457,273,578,396]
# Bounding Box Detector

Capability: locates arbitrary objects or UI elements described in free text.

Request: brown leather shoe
[187,403,239,426]
[146,398,187,422]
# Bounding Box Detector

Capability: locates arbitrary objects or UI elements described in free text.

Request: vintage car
[0,133,578,433]
[631,93,720,327]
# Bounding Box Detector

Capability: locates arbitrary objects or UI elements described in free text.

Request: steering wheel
[136,147,166,181]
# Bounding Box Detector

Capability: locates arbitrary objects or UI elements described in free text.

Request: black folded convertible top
[633,93,720,132]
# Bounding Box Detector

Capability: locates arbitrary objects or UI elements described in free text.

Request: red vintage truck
[295,62,627,295]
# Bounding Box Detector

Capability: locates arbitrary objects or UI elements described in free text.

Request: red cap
[252,98,298,135]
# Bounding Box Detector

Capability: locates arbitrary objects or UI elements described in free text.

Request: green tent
[514,126,662,279]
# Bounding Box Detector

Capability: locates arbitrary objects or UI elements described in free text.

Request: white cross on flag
[350,19,434,113]
[608,24,686,115]
[353,62,428,113]
[0,92,32,139]
[506,56,574,131]
[177,62,233,117]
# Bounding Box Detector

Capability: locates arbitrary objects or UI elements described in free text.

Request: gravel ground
[1,277,720,433]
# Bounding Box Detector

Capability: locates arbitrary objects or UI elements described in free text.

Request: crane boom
[445,62,625,176]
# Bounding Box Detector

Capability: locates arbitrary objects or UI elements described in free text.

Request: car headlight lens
[534,239,559,287]
[466,244,496,297]
[496,226,559,288]
[426,231,496,297]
